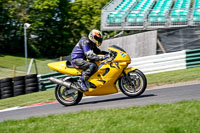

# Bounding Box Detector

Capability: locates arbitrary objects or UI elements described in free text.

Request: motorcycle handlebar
[97,51,117,70]
[102,51,116,63]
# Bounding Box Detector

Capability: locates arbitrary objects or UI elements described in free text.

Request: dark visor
[94,35,103,43]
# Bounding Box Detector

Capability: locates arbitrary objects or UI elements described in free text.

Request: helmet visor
[94,35,102,44]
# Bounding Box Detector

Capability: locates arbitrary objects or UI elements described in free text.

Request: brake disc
[62,88,76,96]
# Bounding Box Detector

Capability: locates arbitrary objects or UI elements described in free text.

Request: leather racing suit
[71,37,108,90]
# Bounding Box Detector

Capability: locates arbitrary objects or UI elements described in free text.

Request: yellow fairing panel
[109,47,131,64]
[84,62,127,96]
[84,83,118,96]
[48,61,82,75]
[124,67,137,74]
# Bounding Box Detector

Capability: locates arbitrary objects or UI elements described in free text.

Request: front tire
[55,84,83,106]
[119,69,147,97]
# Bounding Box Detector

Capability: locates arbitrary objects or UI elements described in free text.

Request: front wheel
[119,69,147,97]
[55,84,83,106]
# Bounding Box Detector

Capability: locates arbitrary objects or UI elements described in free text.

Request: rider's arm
[82,41,104,61]
[93,47,109,55]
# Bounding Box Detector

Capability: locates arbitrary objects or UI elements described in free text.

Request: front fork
[122,70,136,92]
[121,67,137,80]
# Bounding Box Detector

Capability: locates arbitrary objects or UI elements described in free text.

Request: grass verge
[146,66,200,85]
[0,54,31,69]
[0,90,55,110]
[0,100,200,133]
[0,54,55,78]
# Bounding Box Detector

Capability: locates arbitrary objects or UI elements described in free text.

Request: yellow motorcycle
[48,45,147,106]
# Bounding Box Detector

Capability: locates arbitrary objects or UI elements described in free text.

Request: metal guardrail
[128,50,187,74]
[38,72,68,91]
[186,48,200,68]
[128,48,200,74]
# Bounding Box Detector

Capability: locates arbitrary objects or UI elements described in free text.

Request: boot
[79,77,88,92]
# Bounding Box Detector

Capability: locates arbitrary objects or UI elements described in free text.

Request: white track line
[0,106,21,113]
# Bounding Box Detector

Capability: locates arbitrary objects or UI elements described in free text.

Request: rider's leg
[73,59,97,91]
[82,63,97,79]
[80,63,97,91]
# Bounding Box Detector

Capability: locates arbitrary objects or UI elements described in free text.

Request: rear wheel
[55,84,83,106]
[119,69,147,97]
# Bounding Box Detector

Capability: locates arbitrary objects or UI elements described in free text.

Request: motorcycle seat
[66,61,75,68]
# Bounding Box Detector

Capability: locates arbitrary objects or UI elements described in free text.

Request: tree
[0,0,110,58]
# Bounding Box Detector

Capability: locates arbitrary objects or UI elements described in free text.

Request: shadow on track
[78,94,156,105]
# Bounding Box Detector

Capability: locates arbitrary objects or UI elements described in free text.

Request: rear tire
[119,69,147,97]
[55,84,83,106]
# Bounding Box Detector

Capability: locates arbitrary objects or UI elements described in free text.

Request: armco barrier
[129,48,200,74]
[186,48,200,68]
[129,50,187,74]
[38,72,67,91]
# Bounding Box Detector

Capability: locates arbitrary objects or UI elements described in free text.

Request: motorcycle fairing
[84,61,128,96]
[108,47,131,64]
[48,61,82,76]
[124,67,137,74]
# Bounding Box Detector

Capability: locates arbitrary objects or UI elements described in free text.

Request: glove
[99,54,110,61]
[105,54,111,59]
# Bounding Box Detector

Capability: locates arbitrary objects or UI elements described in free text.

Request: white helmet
[88,29,103,47]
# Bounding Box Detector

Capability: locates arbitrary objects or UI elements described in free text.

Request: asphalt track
[0,84,200,122]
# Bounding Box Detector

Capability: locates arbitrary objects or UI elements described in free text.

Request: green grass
[146,67,200,84]
[16,59,55,74]
[0,54,31,69]
[0,67,25,79]
[0,100,200,133]
[0,54,55,78]
[0,90,55,110]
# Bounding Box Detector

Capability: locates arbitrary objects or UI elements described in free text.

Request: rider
[71,29,109,92]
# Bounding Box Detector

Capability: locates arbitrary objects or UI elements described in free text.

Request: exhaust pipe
[49,77,83,92]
